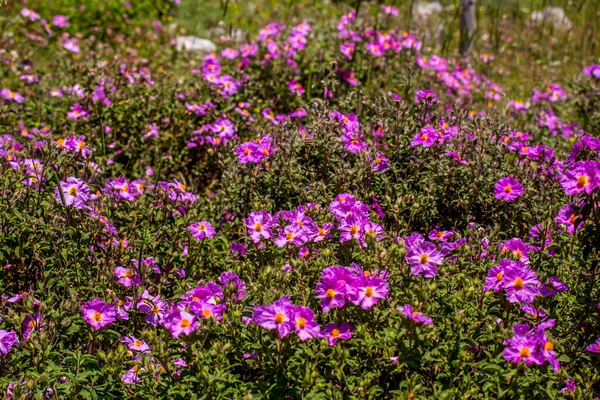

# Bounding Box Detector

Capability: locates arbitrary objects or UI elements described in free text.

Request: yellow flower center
[331,328,340,338]
[544,341,554,351]
[419,254,429,264]
[285,232,294,240]
[180,319,191,328]
[297,317,306,329]
[504,185,512,194]
[134,340,142,347]
[275,313,285,324]
[421,134,428,141]
[198,224,206,231]
[519,347,531,358]
[254,223,262,232]
[496,272,503,281]
[364,287,374,297]
[202,309,211,319]
[514,278,524,289]
[68,187,78,196]
[92,312,102,322]
[244,147,251,155]
[513,250,523,259]
[350,225,359,235]
[577,175,589,188]
[326,289,336,299]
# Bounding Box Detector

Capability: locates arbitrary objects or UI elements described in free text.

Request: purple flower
[274,223,307,247]
[245,211,276,243]
[397,304,433,325]
[428,229,454,242]
[540,276,569,297]
[0,330,19,356]
[121,365,143,384]
[188,221,216,240]
[561,379,576,393]
[162,309,199,338]
[555,203,583,234]
[586,338,600,353]
[338,214,366,243]
[414,89,437,104]
[411,126,438,147]
[323,323,352,346]
[21,8,40,21]
[114,266,141,287]
[22,313,45,339]
[53,15,69,28]
[503,265,540,304]
[65,135,93,158]
[494,177,524,201]
[1,89,24,103]
[484,259,516,292]
[349,276,389,309]
[121,335,150,353]
[81,299,116,330]
[252,296,295,339]
[559,161,600,196]
[583,65,600,79]
[371,152,390,172]
[62,38,80,53]
[66,103,89,120]
[55,177,90,209]
[235,142,261,164]
[503,330,544,366]
[218,271,247,301]
[315,277,348,312]
[292,306,320,341]
[405,240,444,278]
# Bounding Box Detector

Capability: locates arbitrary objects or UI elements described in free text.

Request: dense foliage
[1,0,600,398]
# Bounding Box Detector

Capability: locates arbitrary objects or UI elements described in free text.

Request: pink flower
[81,300,116,330]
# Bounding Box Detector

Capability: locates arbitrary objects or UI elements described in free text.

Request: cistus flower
[349,276,389,309]
[114,266,141,287]
[162,309,199,338]
[503,264,540,304]
[540,276,569,297]
[555,203,583,234]
[292,306,320,341]
[81,299,117,330]
[187,221,216,240]
[503,324,545,366]
[397,304,433,325]
[405,238,444,278]
[0,330,19,356]
[22,313,45,339]
[484,259,517,292]
[245,211,276,244]
[121,335,150,353]
[55,177,90,209]
[323,323,352,346]
[411,126,438,147]
[586,338,600,353]
[252,295,295,339]
[121,365,143,384]
[494,177,524,201]
[559,161,600,196]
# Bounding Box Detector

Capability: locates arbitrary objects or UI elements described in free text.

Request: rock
[175,36,217,53]
[530,7,572,30]
[414,1,443,18]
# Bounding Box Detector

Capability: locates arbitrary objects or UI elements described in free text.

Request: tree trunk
[460,0,476,58]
